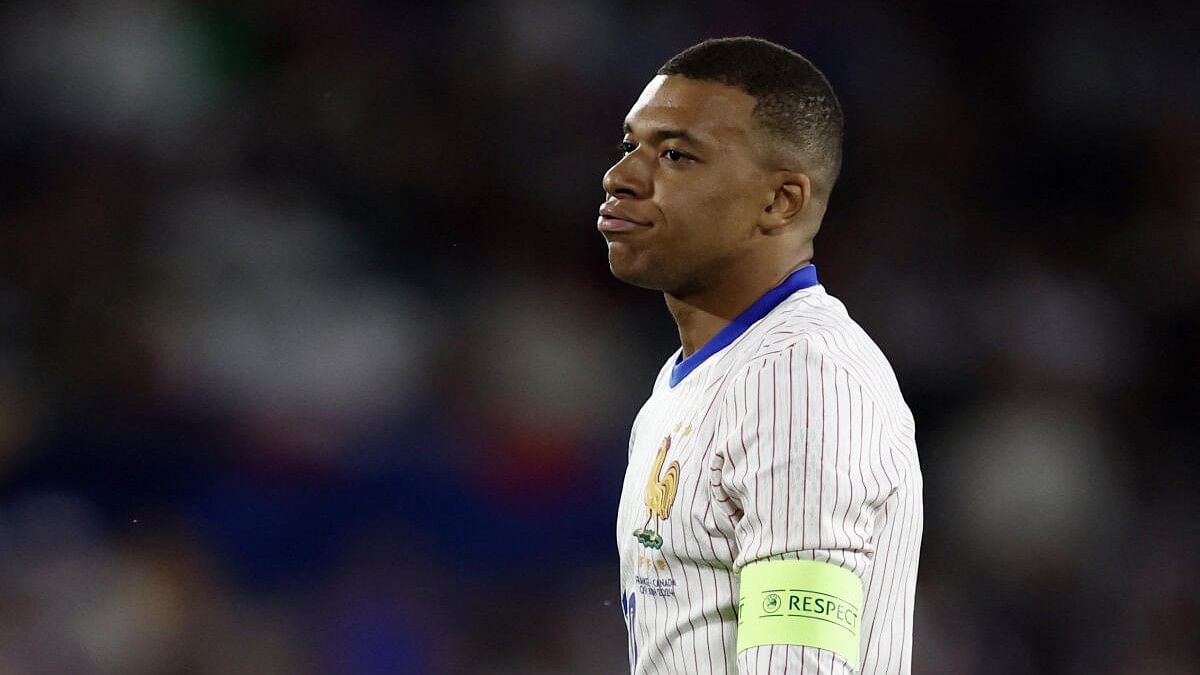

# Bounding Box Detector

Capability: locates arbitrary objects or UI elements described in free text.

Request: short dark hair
[659,37,844,189]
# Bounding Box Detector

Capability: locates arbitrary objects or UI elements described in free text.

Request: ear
[759,171,811,234]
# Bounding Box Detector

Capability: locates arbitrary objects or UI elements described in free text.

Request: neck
[664,259,811,357]
[664,296,728,358]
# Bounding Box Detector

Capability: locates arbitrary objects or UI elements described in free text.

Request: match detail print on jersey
[736,560,864,670]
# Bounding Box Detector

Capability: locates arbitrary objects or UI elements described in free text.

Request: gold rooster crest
[633,435,680,549]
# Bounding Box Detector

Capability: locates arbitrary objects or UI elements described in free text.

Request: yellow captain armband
[736,560,864,670]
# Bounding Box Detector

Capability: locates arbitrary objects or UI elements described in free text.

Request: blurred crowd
[1,1,1197,673]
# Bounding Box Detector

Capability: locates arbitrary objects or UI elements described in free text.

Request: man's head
[659,37,844,191]
[599,37,843,298]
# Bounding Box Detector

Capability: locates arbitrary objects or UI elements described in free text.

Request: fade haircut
[659,37,844,192]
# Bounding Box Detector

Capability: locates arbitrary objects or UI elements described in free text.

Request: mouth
[597,205,651,234]
[597,215,650,233]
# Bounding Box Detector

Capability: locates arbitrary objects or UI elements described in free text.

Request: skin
[599,75,830,356]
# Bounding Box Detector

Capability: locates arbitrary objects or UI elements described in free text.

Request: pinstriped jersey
[617,272,922,675]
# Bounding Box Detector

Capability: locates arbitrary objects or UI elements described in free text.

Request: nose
[602,152,649,200]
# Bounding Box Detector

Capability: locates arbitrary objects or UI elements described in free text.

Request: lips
[598,204,651,233]
[597,216,647,233]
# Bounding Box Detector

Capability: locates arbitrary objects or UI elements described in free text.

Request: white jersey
[617,267,922,675]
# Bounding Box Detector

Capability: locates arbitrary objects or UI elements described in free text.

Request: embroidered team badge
[633,435,680,549]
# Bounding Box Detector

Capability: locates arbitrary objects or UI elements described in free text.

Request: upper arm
[713,340,898,672]
[713,338,896,570]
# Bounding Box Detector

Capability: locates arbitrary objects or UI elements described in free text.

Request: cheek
[653,166,762,246]
[685,185,759,243]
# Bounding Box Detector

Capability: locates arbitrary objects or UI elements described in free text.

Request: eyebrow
[623,122,703,147]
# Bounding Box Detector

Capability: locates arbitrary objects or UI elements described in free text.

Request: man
[602,37,922,674]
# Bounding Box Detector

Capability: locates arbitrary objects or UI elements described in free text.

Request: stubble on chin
[607,248,665,291]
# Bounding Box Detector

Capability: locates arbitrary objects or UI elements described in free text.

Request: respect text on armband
[740,589,859,633]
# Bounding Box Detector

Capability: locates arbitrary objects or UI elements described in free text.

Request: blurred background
[1,0,1197,673]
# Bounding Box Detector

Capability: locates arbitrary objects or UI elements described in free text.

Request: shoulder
[722,287,913,428]
[724,286,873,375]
[753,286,866,359]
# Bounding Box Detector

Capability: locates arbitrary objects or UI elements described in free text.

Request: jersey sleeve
[710,337,900,674]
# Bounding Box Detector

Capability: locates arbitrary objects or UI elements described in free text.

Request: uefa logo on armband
[762,593,781,613]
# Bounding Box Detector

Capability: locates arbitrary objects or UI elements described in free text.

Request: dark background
[1,1,1197,673]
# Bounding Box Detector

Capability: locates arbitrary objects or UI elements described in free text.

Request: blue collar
[669,264,819,387]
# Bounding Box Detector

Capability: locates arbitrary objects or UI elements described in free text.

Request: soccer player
[601,38,922,674]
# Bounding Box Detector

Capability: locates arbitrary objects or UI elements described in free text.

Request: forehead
[624,75,758,145]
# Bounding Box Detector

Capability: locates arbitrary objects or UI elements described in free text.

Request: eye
[617,140,637,155]
[662,149,690,162]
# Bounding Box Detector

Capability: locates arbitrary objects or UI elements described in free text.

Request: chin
[607,251,663,291]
